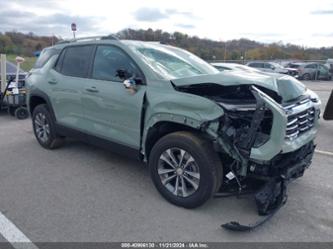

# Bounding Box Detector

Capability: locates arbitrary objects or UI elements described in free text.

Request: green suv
[26,36,320,215]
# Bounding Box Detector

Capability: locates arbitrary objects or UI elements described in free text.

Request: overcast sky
[0,0,332,47]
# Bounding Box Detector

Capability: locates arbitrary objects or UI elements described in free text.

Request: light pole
[224,42,227,62]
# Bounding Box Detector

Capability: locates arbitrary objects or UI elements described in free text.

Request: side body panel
[81,79,146,149]
[48,69,88,130]
[141,81,225,157]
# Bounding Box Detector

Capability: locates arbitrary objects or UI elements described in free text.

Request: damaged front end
[175,82,319,231]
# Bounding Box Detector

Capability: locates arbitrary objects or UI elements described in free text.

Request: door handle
[48,79,57,84]
[85,87,99,93]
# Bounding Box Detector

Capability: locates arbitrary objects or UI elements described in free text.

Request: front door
[81,45,146,149]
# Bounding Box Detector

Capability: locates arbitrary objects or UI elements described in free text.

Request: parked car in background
[325,59,333,74]
[211,62,262,73]
[288,62,332,80]
[246,61,298,77]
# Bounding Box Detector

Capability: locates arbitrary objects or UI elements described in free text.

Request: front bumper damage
[206,86,319,231]
[219,141,315,231]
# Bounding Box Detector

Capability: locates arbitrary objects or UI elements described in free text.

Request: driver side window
[92,45,141,82]
[265,63,274,69]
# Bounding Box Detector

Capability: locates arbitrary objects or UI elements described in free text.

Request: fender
[141,112,223,160]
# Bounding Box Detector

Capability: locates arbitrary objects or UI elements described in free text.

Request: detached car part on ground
[26,37,321,231]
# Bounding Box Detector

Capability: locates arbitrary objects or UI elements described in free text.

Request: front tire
[149,131,223,209]
[32,104,64,149]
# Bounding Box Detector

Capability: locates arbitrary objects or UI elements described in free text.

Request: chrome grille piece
[285,107,315,140]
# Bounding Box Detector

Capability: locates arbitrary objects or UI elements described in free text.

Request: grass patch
[6,54,37,72]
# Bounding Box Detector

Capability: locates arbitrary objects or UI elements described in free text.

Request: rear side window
[249,63,263,68]
[289,64,300,69]
[264,63,272,69]
[257,63,264,68]
[59,45,94,78]
[34,48,59,69]
[305,64,317,69]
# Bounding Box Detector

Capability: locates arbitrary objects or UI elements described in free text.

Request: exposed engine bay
[175,83,317,231]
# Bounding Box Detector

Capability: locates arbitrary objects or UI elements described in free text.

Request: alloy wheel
[34,113,50,143]
[158,147,200,198]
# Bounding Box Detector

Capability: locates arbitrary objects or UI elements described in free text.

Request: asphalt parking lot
[0,81,332,243]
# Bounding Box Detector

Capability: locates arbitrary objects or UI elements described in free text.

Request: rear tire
[149,131,223,209]
[32,104,64,149]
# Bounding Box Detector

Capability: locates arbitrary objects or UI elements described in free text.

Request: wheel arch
[28,90,57,122]
[143,120,210,161]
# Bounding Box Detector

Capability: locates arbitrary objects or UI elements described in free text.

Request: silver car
[289,62,332,80]
[246,61,298,77]
[211,62,262,73]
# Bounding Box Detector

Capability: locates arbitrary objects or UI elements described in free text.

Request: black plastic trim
[55,124,142,161]
[28,89,57,122]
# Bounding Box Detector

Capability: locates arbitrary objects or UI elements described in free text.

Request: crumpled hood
[171,71,306,102]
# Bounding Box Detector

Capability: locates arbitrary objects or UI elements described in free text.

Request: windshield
[127,42,219,79]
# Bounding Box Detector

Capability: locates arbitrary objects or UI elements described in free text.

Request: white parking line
[0,211,38,249]
[315,149,333,157]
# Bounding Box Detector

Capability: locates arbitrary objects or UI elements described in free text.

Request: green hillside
[1,29,332,68]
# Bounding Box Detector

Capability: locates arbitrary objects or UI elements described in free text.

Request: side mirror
[123,76,144,88]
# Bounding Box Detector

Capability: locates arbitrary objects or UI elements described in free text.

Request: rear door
[81,45,146,149]
[48,45,95,130]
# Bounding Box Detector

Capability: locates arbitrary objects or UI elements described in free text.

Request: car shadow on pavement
[58,138,263,232]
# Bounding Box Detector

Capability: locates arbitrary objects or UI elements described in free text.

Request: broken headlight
[219,102,273,148]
